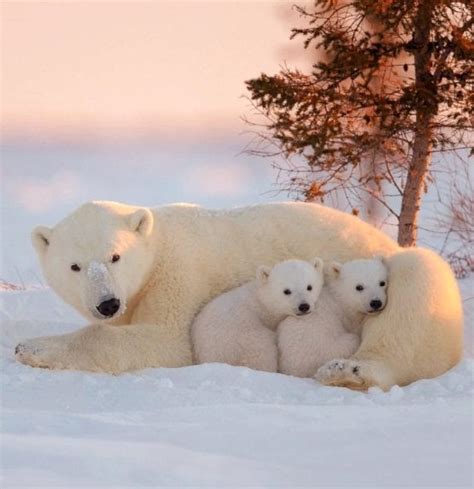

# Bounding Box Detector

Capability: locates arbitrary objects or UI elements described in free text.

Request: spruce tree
[246,0,473,246]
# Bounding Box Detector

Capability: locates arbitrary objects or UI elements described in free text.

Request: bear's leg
[15,322,193,373]
[328,333,360,361]
[315,358,396,391]
[315,248,463,391]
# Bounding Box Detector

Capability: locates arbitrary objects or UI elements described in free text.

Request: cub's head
[326,256,389,315]
[32,201,155,322]
[256,258,324,318]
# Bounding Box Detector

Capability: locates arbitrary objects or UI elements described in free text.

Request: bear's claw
[15,342,41,357]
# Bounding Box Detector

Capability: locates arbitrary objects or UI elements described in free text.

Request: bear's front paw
[15,338,66,370]
[315,359,367,391]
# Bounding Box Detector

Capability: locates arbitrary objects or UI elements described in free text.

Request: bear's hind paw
[315,359,368,391]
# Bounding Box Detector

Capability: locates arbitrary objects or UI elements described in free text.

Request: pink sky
[2,1,309,141]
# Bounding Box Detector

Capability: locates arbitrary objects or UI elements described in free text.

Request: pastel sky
[1,1,314,283]
[2,1,310,141]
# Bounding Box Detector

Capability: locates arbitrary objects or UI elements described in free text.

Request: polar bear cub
[278,257,389,378]
[192,258,324,372]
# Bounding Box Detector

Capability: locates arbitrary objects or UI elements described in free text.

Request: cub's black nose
[97,298,120,317]
[298,302,310,313]
[370,299,382,311]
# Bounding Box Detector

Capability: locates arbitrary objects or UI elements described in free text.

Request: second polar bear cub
[278,257,389,378]
[192,258,324,372]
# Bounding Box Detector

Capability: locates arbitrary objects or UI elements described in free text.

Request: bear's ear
[312,257,324,271]
[375,255,388,267]
[31,226,52,254]
[256,265,271,285]
[325,261,342,279]
[129,208,154,237]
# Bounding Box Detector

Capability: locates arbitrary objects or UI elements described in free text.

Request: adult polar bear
[16,201,463,391]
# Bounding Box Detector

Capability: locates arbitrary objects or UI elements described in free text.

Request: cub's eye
[284,289,292,295]
[307,285,313,291]
[355,284,364,291]
[71,264,81,272]
[112,254,121,263]
[379,281,386,287]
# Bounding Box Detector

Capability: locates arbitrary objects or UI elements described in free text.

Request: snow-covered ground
[1,279,472,487]
[1,142,473,486]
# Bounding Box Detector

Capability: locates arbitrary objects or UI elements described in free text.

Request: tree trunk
[398,119,433,246]
[397,0,436,247]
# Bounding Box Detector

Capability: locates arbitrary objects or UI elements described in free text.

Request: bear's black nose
[298,302,310,313]
[97,298,120,317]
[370,299,382,311]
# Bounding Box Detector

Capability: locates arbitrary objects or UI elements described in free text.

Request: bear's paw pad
[315,359,366,390]
[14,341,52,368]
[15,342,41,356]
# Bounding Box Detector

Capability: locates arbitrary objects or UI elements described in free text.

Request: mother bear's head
[32,201,155,322]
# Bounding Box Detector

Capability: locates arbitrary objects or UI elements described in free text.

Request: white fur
[16,201,463,391]
[326,257,389,334]
[30,204,154,323]
[192,259,324,372]
[278,258,388,378]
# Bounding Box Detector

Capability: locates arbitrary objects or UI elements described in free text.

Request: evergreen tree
[246,0,473,246]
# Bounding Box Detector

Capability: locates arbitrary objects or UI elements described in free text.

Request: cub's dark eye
[355,284,364,291]
[284,289,292,295]
[71,264,81,272]
[379,281,386,287]
[307,285,312,291]
[112,254,121,263]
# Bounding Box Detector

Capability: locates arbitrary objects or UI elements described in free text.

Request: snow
[1,141,473,485]
[1,280,473,487]
[86,261,109,291]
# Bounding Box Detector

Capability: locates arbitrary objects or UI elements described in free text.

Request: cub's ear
[312,257,324,271]
[375,254,389,267]
[130,208,154,237]
[31,226,52,254]
[325,261,342,280]
[256,265,271,285]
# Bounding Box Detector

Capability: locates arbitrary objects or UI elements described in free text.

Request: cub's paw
[315,359,367,391]
[15,338,65,369]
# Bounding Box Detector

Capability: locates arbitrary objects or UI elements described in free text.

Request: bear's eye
[307,285,312,291]
[71,264,81,272]
[112,254,121,263]
[355,284,364,291]
[379,281,386,287]
[284,289,292,295]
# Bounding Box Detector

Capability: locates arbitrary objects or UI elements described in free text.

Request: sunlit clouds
[2,1,305,142]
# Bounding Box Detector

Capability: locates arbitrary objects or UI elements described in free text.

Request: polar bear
[192,258,324,372]
[15,201,463,391]
[278,257,389,378]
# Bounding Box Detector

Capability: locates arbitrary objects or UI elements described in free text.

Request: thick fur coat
[16,201,463,391]
[278,258,389,378]
[192,259,324,372]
